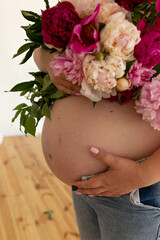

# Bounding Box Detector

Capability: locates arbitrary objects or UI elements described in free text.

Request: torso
[41,96,160,186]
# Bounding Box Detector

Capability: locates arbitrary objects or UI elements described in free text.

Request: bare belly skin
[41,96,160,186]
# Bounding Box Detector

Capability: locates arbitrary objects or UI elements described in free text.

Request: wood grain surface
[0,135,80,240]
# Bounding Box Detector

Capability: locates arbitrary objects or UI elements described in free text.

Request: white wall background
[0,0,57,137]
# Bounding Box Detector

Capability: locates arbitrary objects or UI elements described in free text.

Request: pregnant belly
[41,96,160,186]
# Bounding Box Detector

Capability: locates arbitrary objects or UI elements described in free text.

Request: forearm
[141,147,160,186]
[33,47,55,73]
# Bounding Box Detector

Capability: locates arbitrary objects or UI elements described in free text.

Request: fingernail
[76,192,82,195]
[90,147,99,154]
[89,195,94,197]
[72,185,79,191]
[75,93,82,96]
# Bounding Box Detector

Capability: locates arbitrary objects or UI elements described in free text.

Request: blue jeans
[72,175,160,239]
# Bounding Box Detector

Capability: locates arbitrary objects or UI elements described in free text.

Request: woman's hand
[73,147,148,197]
[33,47,81,95]
[47,67,81,95]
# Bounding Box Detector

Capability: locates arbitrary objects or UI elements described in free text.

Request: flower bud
[116,77,131,91]
[95,52,104,61]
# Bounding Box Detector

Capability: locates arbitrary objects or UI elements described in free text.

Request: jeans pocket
[129,183,160,211]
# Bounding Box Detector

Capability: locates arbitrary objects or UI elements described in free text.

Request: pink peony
[127,61,156,87]
[41,2,80,49]
[135,75,160,131]
[68,4,100,54]
[134,22,160,68]
[50,49,84,86]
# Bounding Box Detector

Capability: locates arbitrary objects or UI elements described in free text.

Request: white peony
[80,79,117,102]
[80,79,103,102]
[65,0,101,17]
[83,55,117,93]
[65,0,117,17]
[80,54,120,101]
[100,12,141,60]
[105,55,126,78]
[98,1,127,24]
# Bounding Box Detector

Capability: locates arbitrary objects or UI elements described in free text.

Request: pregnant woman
[34,47,160,240]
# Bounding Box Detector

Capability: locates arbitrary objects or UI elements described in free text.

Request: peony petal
[80,79,102,102]
[137,18,146,33]
[68,3,100,54]
[73,24,82,39]
[69,39,85,53]
[156,0,160,13]
[81,4,101,25]
[93,29,99,42]
[58,1,75,9]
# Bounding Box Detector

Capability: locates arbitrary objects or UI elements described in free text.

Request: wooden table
[0,135,80,240]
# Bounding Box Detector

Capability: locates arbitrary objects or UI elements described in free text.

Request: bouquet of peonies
[11,0,160,135]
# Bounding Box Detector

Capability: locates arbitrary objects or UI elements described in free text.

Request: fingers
[74,175,102,189]
[90,147,120,167]
[51,74,81,95]
[64,80,81,92]
[77,187,105,196]
[76,186,122,197]
[76,188,121,197]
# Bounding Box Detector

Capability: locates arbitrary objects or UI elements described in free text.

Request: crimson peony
[41,2,80,49]
[134,22,160,68]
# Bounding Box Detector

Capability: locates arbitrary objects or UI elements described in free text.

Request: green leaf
[21,10,41,22]
[43,209,53,220]
[44,0,50,9]
[34,76,44,86]
[12,110,21,123]
[42,103,51,118]
[132,87,141,100]
[13,43,35,58]
[40,42,57,53]
[98,22,105,33]
[125,60,136,73]
[36,108,43,120]
[49,90,66,99]
[21,25,32,31]
[26,22,42,31]
[26,32,43,43]
[24,116,36,136]
[118,92,121,100]
[20,45,39,64]
[42,84,56,95]
[49,47,57,54]
[153,64,160,77]
[20,110,27,128]
[29,71,46,78]
[13,103,28,110]
[92,102,97,108]
[30,103,40,117]
[20,89,29,96]
[10,81,35,92]
[42,75,52,91]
